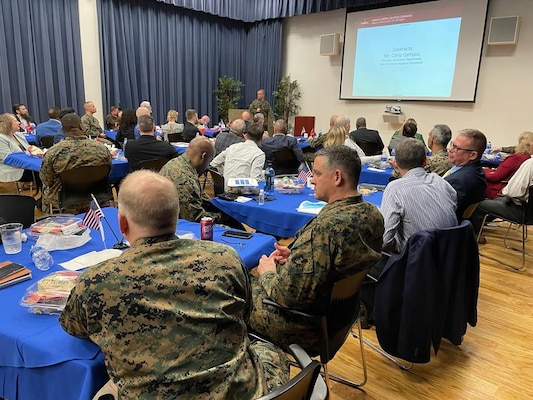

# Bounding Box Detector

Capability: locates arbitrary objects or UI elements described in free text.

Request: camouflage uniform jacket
[39,136,111,211]
[248,99,272,121]
[81,114,104,138]
[425,149,453,177]
[60,235,288,399]
[159,154,223,223]
[249,196,384,354]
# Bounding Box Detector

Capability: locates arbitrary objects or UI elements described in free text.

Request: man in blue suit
[35,107,62,147]
[444,129,487,220]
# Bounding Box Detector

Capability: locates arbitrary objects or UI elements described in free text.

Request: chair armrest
[288,344,329,400]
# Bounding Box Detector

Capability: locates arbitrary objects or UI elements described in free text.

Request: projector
[385,105,402,114]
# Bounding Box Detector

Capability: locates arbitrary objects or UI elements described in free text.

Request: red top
[484,153,531,199]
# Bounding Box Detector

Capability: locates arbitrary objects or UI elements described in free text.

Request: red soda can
[200,217,214,240]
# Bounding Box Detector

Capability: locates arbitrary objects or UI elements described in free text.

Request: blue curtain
[152,0,405,22]
[0,0,84,123]
[98,0,282,124]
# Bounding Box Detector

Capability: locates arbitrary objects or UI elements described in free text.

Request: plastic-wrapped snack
[20,271,81,314]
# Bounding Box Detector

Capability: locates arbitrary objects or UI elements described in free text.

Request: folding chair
[55,165,113,213]
[272,149,300,175]
[0,194,36,228]
[40,136,55,149]
[135,158,170,172]
[262,269,369,389]
[477,185,533,271]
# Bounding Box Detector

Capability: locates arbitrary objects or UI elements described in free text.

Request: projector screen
[340,0,489,102]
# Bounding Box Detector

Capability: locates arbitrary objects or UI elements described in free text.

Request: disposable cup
[0,223,23,255]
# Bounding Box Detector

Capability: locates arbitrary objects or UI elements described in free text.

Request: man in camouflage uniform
[249,89,272,129]
[60,170,289,399]
[39,113,111,212]
[81,101,105,139]
[248,146,384,354]
[159,136,223,222]
[425,124,453,176]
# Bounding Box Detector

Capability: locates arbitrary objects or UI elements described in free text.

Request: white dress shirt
[345,137,383,163]
[210,140,265,181]
[502,156,533,201]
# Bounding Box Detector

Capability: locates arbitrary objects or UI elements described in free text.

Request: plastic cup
[0,223,23,255]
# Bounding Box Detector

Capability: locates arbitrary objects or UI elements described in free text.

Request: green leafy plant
[214,76,243,122]
[273,75,301,127]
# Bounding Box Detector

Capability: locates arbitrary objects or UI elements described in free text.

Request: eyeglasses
[449,142,475,153]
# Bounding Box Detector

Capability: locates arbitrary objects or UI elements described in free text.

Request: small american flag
[82,199,104,230]
[298,163,312,183]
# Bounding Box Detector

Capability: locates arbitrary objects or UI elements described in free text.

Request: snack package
[20,271,81,314]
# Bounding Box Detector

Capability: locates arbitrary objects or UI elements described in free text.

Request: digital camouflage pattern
[248,99,272,122]
[81,114,104,138]
[425,149,453,177]
[249,196,384,355]
[39,136,111,212]
[159,154,223,223]
[60,235,289,399]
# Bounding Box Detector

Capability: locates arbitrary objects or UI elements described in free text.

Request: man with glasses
[444,129,487,220]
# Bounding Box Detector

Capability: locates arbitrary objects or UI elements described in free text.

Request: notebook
[0,261,32,289]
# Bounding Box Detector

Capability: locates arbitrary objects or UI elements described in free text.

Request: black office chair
[356,141,382,156]
[135,158,170,172]
[0,194,36,228]
[208,168,225,196]
[16,169,40,196]
[272,149,300,175]
[55,165,113,213]
[167,133,185,143]
[40,136,55,149]
[257,352,323,400]
[262,269,369,389]
[477,185,533,271]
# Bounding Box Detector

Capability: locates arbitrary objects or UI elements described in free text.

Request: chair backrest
[40,136,55,149]
[272,148,300,175]
[0,194,36,228]
[462,202,478,220]
[136,158,170,172]
[320,269,368,364]
[58,165,112,209]
[255,360,322,400]
[356,141,381,156]
[526,185,533,223]
[168,133,185,143]
[209,168,225,196]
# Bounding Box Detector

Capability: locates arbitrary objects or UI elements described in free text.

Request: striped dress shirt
[381,167,458,252]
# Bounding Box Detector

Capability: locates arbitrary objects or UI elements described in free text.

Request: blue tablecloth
[4,152,130,184]
[0,207,275,400]
[104,130,116,140]
[360,164,393,186]
[23,134,36,144]
[211,187,382,237]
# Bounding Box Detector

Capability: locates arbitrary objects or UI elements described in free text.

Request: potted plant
[273,75,301,127]
[214,76,243,123]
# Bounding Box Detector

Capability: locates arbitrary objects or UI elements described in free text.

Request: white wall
[78,0,104,124]
[281,0,533,148]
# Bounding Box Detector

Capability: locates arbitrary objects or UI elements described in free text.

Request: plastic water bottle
[379,156,388,170]
[265,164,275,195]
[485,141,492,155]
[258,189,265,205]
[30,245,53,271]
[390,149,396,162]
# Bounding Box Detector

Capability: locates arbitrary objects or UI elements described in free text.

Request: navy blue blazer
[445,161,486,219]
[374,220,480,363]
[259,134,305,168]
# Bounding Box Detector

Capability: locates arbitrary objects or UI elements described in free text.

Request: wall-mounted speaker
[320,33,340,56]
[488,16,520,45]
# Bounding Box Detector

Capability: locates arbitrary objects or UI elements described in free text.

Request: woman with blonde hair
[484,131,533,199]
[323,126,346,147]
[0,113,30,187]
[161,109,184,141]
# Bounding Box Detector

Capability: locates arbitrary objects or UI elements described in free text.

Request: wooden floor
[9,182,533,399]
[325,223,533,400]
